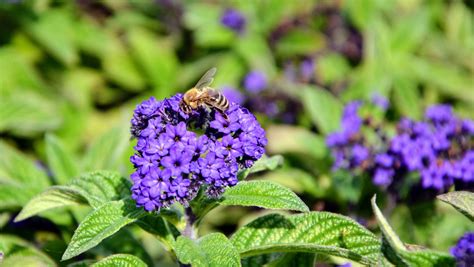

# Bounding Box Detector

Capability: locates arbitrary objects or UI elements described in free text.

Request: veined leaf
[45,134,80,185]
[128,28,178,99]
[231,212,382,265]
[91,254,147,267]
[0,183,37,209]
[61,199,145,261]
[14,186,86,222]
[300,86,343,135]
[82,126,128,172]
[437,191,474,221]
[0,141,50,189]
[0,234,56,266]
[69,171,131,209]
[238,155,284,180]
[221,180,309,212]
[175,233,241,267]
[266,125,327,159]
[371,195,455,266]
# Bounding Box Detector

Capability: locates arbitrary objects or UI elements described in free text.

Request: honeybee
[179,67,229,119]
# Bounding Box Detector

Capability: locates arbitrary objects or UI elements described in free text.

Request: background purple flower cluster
[130,94,267,211]
[327,100,474,193]
[451,232,474,267]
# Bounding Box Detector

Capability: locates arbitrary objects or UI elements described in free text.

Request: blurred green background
[0,0,473,265]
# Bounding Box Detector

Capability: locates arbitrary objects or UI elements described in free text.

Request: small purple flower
[243,71,267,93]
[222,86,245,105]
[373,168,394,186]
[300,58,315,81]
[451,232,474,267]
[220,8,246,33]
[371,93,389,110]
[425,104,454,124]
[351,144,369,166]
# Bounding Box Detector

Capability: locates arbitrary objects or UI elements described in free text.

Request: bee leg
[217,109,229,121]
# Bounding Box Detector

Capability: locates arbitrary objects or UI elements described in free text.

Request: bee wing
[194,67,217,90]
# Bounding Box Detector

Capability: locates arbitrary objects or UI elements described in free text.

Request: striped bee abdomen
[216,93,229,111]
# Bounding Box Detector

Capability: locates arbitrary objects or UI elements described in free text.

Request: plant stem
[183,206,197,240]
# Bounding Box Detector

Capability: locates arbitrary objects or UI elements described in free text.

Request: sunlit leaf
[0,234,56,266]
[14,186,86,222]
[61,199,145,261]
[238,155,284,180]
[231,212,382,265]
[91,254,147,267]
[45,134,80,185]
[221,180,309,212]
[371,195,455,266]
[300,85,343,134]
[437,191,474,221]
[82,127,129,172]
[175,233,241,267]
[69,171,131,209]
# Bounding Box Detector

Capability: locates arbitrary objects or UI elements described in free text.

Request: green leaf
[235,34,277,77]
[82,127,129,172]
[61,199,145,261]
[183,3,234,48]
[102,34,146,91]
[128,27,178,99]
[0,234,56,266]
[266,125,327,159]
[437,191,474,221]
[371,195,455,266]
[45,134,80,185]
[69,171,132,209]
[0,90,61,136]
[300,86,343,134]
[25,9,78,66]
[231,212,382,265]
[0,183,35,209]
[276,29,325,57]
[238,155,284,180]
[0,142,50,196]
[221,180,309,212]
[14,186,86,222]
[392,78,422,119]
[91,254,147,267]
[175,233,241,267]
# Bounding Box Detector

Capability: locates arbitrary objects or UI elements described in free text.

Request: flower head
[451,232,474,267]
[220,8,246,33]
[130,94,266,211]
[243,71,267,93]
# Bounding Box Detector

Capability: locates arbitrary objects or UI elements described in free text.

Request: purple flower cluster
[243,71,268,94]
[130,95,266,211]
[327,101,474,192]
[220,8,246,33]
[451,232,474,267]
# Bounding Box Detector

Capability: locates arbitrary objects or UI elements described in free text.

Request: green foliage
[371,196,456,266]
[14,186,86,222]
[90,254,147,267]
[231,212,382,265]
[0,1,471,266]
[61,199,145,261]
[221,180,309,212]
[437,191,474,221]
[0,235,56,267]
[176,233,241,267]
